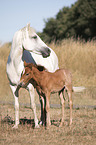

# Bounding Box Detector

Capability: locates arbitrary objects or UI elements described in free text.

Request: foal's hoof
[69,123,72,126]
[12,125,18,129]
[59,122,64,127]
[45,126,49,130]
[59,124,63,128]
[39,121,43,125]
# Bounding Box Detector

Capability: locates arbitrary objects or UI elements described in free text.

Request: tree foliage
[38,0,96,43]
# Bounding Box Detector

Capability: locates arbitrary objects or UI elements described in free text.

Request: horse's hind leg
[28,84,39,128]
[10,85,19,128]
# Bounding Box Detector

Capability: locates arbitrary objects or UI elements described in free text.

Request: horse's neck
[10,46,24,75]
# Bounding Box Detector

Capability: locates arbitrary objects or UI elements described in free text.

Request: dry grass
[49,39,96,87]
[0,43,11,100]
[0,39,96,103]
[0,39,96,99]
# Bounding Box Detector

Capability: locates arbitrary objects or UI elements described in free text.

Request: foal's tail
[59,86,86,102]
[60,86,86,101]
[72,86,86,93]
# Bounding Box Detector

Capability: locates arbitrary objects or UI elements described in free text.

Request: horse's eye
[26,73,29,76]
[32,36,37,39]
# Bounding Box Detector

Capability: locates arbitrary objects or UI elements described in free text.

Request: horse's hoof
[39,121,43,125]
[35,124,40,129]
[12,125,18,129]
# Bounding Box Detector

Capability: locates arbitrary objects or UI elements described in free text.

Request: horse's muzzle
[41,47,51,58]
[18,82,25,87]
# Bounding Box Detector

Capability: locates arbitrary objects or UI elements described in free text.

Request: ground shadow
[1,115,35,128]
[20,117,35,128]
[51,119,60,127]
[1,115,14,125]
[1,115,69,128]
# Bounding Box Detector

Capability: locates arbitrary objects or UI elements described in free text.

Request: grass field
[0,39,96,144]
[0,104,96,145]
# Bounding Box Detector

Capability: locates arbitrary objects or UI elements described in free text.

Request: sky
[0,0,77,43]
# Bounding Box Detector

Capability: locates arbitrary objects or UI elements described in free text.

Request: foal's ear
[28,63,33,70]
[24,61,27,67]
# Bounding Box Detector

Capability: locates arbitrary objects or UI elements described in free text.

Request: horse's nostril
[47,47,51,53]
[41,47,51,58]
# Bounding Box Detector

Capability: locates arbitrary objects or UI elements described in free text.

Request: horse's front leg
[28,84,39,128]
[10,85,19,129]
[39,95,46,126]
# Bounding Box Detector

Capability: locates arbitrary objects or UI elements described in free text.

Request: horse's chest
[7,61,24,85]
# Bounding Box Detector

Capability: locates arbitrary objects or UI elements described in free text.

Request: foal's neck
[32,66,44,84]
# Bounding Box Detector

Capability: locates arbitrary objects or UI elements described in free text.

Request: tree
[38,0,96,43]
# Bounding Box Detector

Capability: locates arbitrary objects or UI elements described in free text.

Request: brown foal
[19,61,73,128]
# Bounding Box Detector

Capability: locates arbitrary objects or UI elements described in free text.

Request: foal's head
[19,61,46,87]
[20,62,33,87]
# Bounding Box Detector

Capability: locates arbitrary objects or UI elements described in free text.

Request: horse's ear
[24,61,27,67]
[27,23,30,31]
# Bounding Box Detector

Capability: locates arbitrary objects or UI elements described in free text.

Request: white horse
[6,23,59,128]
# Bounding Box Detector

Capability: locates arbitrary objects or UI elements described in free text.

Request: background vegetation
[38,0,96,43]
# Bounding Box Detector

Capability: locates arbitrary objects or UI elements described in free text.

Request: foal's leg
[59,92,65,127]
[28,84,39,128]
[66,85,73,125]
[69,90,73,125]
[10,85,19,128]
[46,93,51,128]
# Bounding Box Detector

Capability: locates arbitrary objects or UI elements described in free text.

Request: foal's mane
[24,61,47,72]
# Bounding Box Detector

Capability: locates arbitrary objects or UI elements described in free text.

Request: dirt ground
[0,103,96,145]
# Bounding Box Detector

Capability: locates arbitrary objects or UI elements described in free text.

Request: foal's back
[42,68,71,83]
[37,68,72,93]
